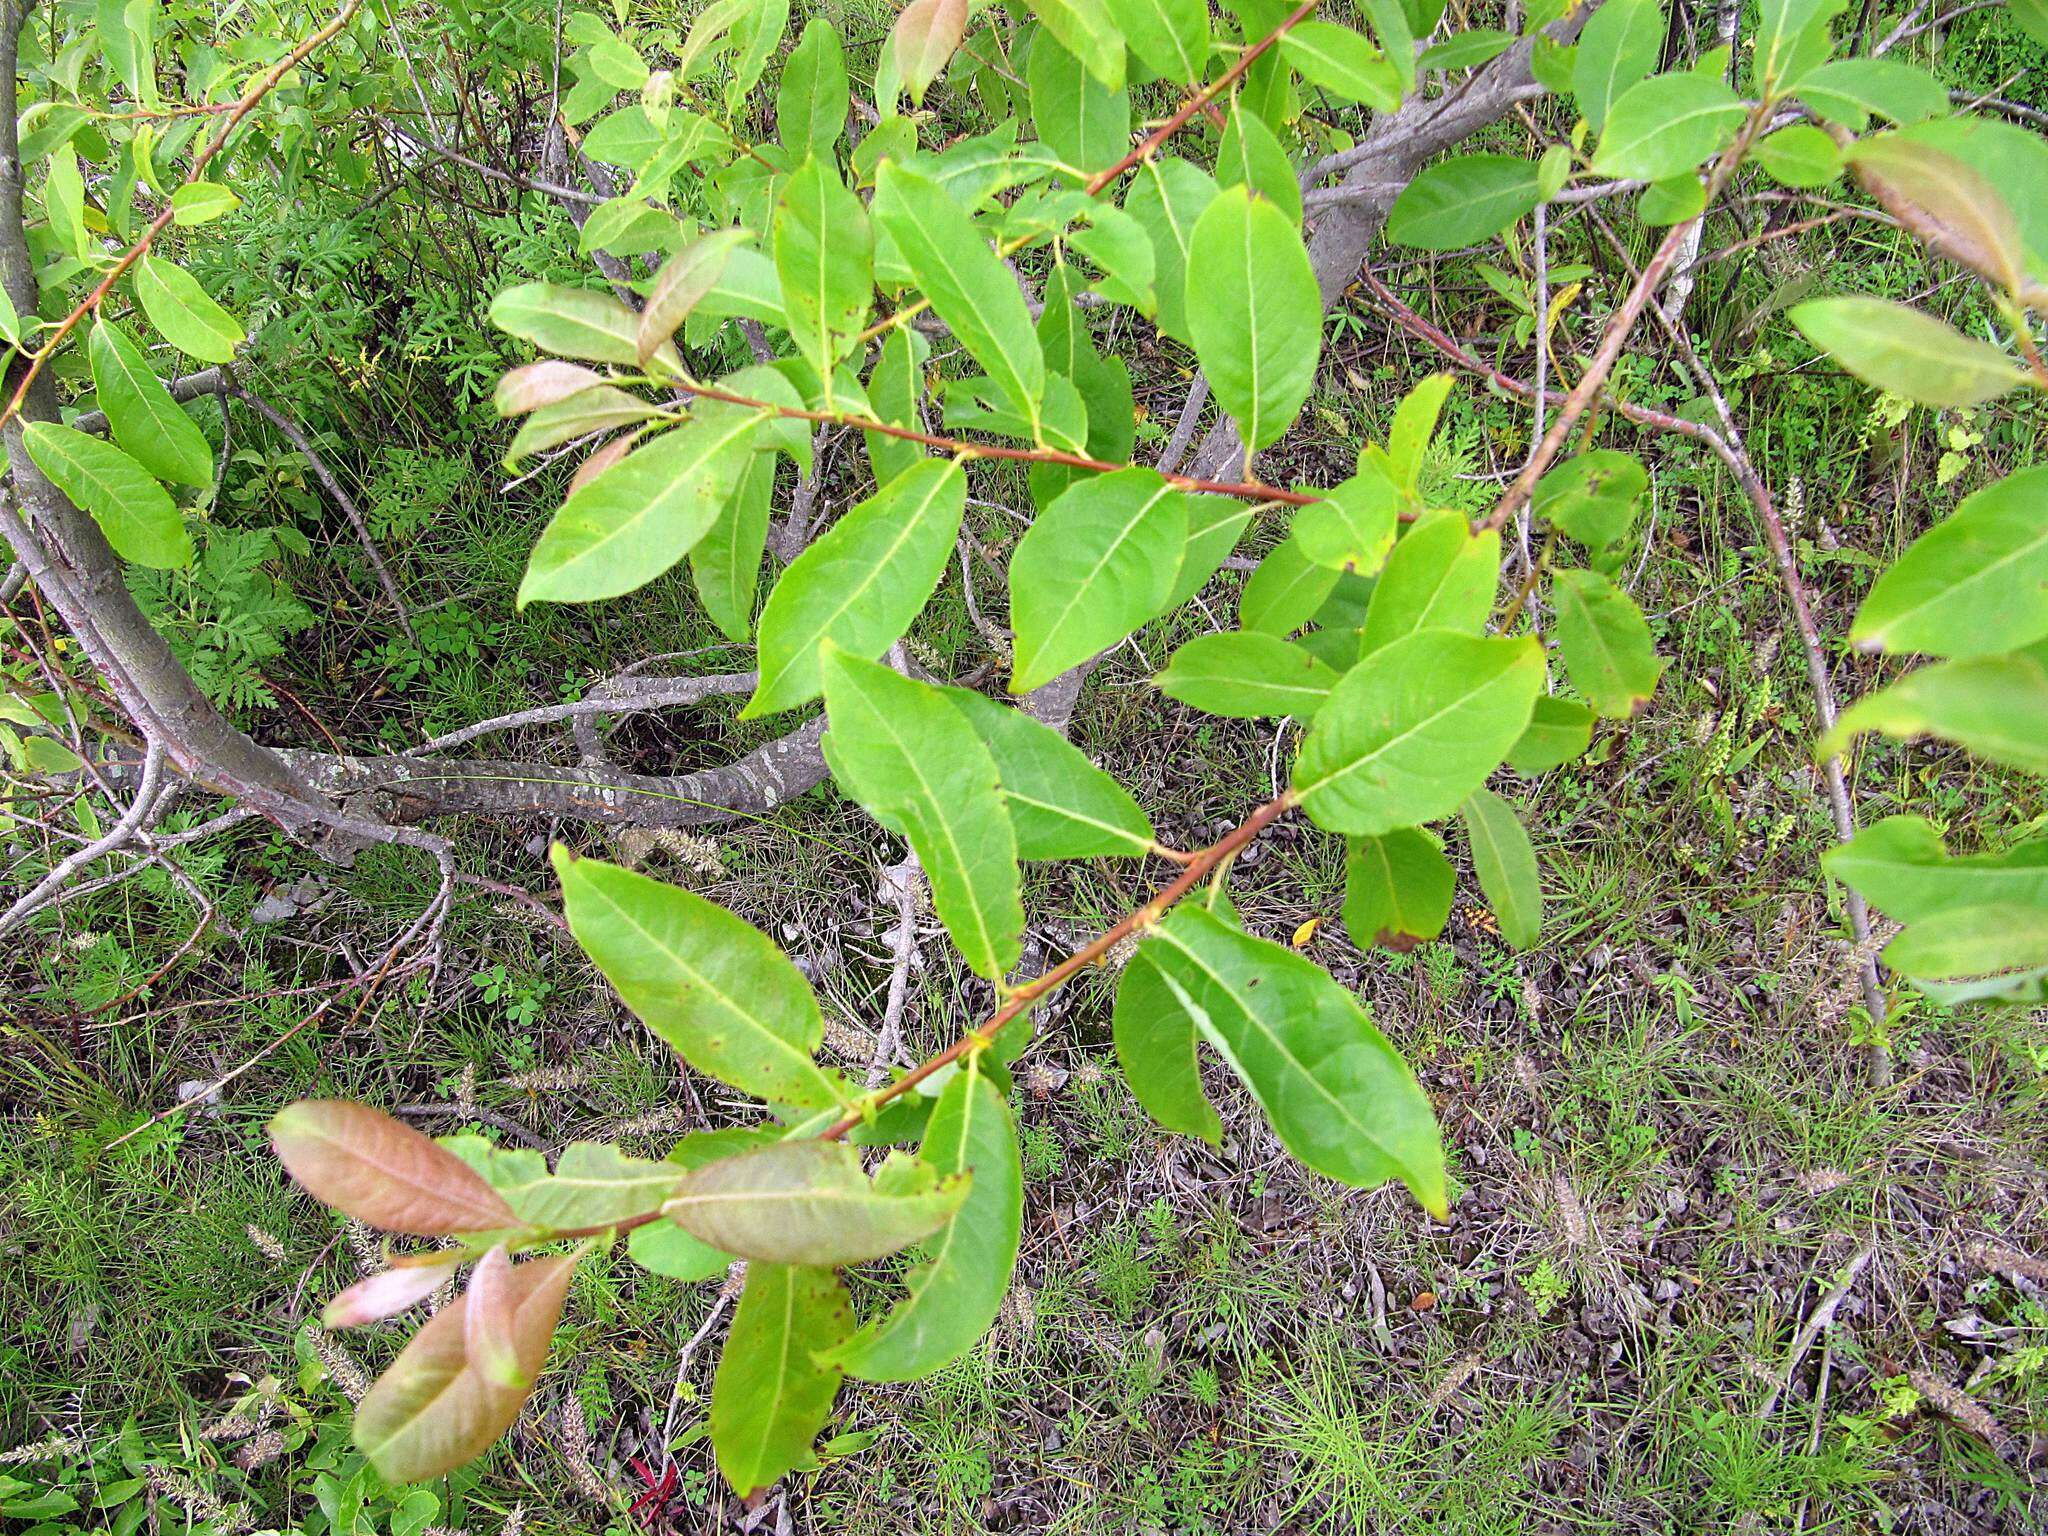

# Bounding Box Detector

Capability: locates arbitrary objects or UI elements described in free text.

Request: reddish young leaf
[270,1101,518,1236]
[567,429,644,494]
[464,1245,528,1389]
[893,0,968,103]
[354,1251,577,1483]
[637,228,749,361]
[321,1259,459,1329]
[492,361,607,417]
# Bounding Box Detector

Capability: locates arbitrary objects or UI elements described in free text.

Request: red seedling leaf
[355,1250,577,1483]
[463,1245,528,1389]
[493,360,606,417]
[270,1100,518,1236]
[893,0,968,104]
[322,1259,459,1329]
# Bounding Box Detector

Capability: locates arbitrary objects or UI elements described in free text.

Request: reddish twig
[818,789,1299,1139]
[674,375,1320,506]
[0,0,364,434]
[1083,0,1321,195]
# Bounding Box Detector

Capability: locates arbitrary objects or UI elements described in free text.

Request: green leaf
[627,1129,782,1280]
[688,452,775,642]
[1360,510,1500,657]
[947,688,1155,858]
[1167,494,1255,607]
[1343,827,1454,951]
[1069,205,1156,315]
[2014,0,2048,47]
[20,422,190,569]
[665,1140,969,1266]
[1385,374,1454,500]
[821,648,1025,979]
[1106,0,1209,83]
[873,163,1044,435]
[1590,73,1746,181]
[1010,468,1189,692]
[1026,0,1127,91]
[1638,173,1706,226]
[1421,28,1516,72]
[865,325,931,488]
[1294,473,1399,574]
[1851,467,2048,659]
[1572,0,1665,132]
[1144,906,1445,1212]
[1460,787,1542,949]
[1240,533,1340,636]
[1754,0,1844,97]
[1123,157,1219,345]
[710,1263,851,1497]
[169,181,238,226]
[1386,154,1542,250]
[1294,630,1545,835]
[778,18,849,155]
[1753,122,1843,188]
[1793,57,1949,131]
[99,0,156,102]
[1533,450,1647,550]
[519,409,762,605]
[747,458,967,715]
[1551,568,1665,718]
[1028,29,1131,176]
[42,145,87,258]
[1037,264,1137,471]
[87,318,211,488]
[553,848,848,1110]
[1157,631,1340,718]
[1281,21,1402,110]
[132,255,243,363]
[1361,0,1417,94]
[1882,904,2048,983]
[456,1141,685,1232]
[1825,816,2048,921]
[774,154,873,386]
[583,107,666,170]
[1185,184,1321,456]
[490,281,663,368]
[503,385,661,468]
[1820,643,2048,775]
[1788,297,2026,407]
[1113,949,1224,1143]
[1216,109,1302,225]
[831,1059,1021,1382]
[1507,695,1595,773]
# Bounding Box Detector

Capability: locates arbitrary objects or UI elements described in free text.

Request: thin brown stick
[0,0,365,433]
[1478,104,1770,534]
[818,789,1299,1139]
[1083,0,1320,195]
[673,375,1321,506]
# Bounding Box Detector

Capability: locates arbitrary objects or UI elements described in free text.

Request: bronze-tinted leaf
[1848,136,2027,296]
[321,1259,459,1329]
[270,1101,518,1236]
[463,1246,527,1389]
[567,429,644,494]
[661,1141,967,1267]
[354,1251,576,1483]
[637,228,749,362]
[493,361,608,417]
[893,0,968,102]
